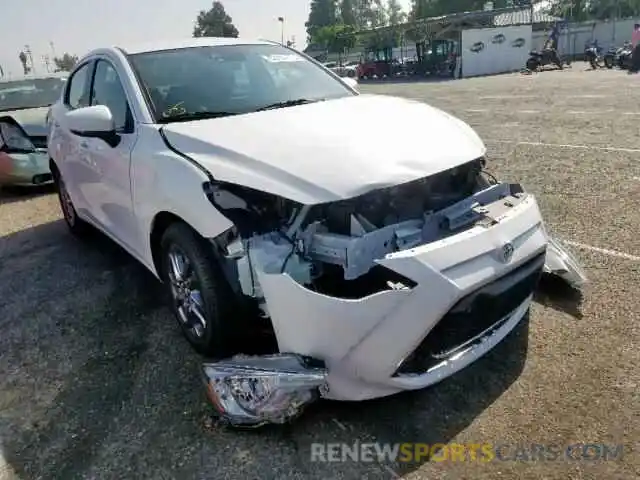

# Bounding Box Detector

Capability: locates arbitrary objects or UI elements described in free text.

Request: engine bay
[206,158,529,314]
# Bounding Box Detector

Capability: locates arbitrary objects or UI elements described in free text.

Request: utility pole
[529,0,534,29]
[568,3,574,58]
[278,16,285,44]
[24,45,36,74]
[50,41,56,59]
[43,55,51,73]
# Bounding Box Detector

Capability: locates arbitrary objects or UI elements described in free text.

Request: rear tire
[54,168,90,237]
[159,222,237,357]
[526,58,539,71]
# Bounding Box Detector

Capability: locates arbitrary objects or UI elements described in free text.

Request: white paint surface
[462,25,532,78]
[163,94,487,204]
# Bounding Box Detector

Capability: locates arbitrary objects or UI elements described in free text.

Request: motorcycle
[604,42,633,69]
[584,43,604,69]
[526,48,569,71]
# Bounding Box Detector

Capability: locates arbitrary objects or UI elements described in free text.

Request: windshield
[128,44,355,122]
[0,77,67,112]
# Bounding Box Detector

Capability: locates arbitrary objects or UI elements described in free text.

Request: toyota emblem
[501,243,515,263]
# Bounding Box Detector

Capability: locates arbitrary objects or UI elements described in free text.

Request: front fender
[132,127,234,276]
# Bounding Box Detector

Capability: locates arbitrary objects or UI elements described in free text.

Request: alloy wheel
[58,178,76,226]
[166,245,208,339]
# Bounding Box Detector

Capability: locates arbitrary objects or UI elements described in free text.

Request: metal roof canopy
[345,6,562,42]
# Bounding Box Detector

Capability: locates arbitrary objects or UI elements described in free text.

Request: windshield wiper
[158,111,239,123]
[255,98,324,112]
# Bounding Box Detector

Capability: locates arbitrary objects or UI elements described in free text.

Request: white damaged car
[47,38,587,427]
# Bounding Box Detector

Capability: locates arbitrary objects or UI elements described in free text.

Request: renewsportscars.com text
[310,442,624,463]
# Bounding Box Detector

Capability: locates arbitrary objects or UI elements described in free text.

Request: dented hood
[161,94,487,204]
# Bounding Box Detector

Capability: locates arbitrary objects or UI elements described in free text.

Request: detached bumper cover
[201,191,588,424]
[255,193,549,401]
[395,251,544,375]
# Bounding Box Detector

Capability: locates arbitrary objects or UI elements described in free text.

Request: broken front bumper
[203,193,587,425]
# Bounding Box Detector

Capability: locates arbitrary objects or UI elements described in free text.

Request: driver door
[80,59,142,256]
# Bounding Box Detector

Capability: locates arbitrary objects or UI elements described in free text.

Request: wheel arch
[150,211,196,278]
[49,158,59,178]
[148,210,233,280]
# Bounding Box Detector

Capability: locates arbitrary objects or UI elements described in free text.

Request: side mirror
[343,76,358,91]
[65,105,120,147]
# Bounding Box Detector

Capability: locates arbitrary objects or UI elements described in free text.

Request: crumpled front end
[201,158,587,425]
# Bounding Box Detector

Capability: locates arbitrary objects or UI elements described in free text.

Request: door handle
[80,141,89,149]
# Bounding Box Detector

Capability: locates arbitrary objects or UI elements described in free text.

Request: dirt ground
[1,67,639,480]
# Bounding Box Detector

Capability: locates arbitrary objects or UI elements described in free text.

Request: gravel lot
[1,68,639,480]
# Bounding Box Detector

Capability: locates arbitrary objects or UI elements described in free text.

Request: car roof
[117,37,278,55]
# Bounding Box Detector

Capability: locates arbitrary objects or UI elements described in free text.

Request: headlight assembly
[202,353,328,427]
[0,119,36,153]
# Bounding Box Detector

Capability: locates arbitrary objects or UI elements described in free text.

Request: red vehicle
[356,60,391,79]
[357,46,394,79]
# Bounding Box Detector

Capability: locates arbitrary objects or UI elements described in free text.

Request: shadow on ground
[534,273,584,319]
[0,184,55,206]
[0,219,529,479]
[289,315,530,476]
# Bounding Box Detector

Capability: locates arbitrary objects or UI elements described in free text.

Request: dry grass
[0,67,638,479]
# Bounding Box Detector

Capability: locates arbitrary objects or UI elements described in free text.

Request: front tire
[54,169,90,237]
[526,58,539,71]
[160,222,237,357]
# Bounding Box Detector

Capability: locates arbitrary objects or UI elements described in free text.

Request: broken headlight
[203,181,301,236]
[202,354,328,427]
[544,237,588,288]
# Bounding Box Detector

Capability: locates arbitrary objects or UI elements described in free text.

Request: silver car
[0,73,67,187]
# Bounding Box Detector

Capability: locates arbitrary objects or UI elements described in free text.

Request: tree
[306,0,338,42]
[314,23,358,61]
[193,1,239,38]
[355,0,388,28]
[386,0,407,25]
[53,53,78,72]
[543,0,640,21]
[339,0,358,25]
[370,0,388,26]
[18,51,30,75]
[409,0,434,20]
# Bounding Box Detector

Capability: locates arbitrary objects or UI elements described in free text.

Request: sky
[0,0,413,78]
